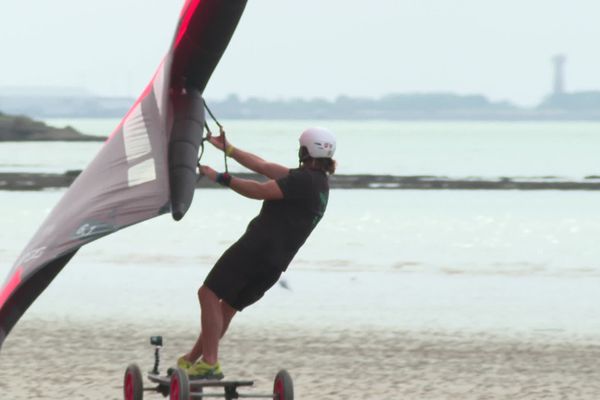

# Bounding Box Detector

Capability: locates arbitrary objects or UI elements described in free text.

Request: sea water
[1,120,599,337]
[0,119,599,178]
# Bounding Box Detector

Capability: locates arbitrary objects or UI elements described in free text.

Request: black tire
[170,368,190,400]
[123,364,144,400]
[273,369,294,400]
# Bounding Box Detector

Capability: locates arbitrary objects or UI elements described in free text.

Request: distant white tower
[552,54,566,95]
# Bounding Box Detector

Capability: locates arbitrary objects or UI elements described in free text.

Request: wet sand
[1,318,599,399]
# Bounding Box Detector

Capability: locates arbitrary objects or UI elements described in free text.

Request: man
[177,127,337,379]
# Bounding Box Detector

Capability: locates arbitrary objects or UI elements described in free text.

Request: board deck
[148,373,254,388]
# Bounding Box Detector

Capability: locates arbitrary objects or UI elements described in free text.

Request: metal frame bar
[189,393,275,399]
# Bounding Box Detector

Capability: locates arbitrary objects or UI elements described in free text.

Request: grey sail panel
[0,75,172,349]
[0,0,248,350]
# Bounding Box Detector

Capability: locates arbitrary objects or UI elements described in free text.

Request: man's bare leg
[183,287,237,364]
[219,300,237,339]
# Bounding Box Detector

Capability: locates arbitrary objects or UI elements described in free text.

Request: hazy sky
[1,0,599,106]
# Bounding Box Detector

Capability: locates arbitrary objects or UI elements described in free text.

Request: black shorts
[204,238,283,311]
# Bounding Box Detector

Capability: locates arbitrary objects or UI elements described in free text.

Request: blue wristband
[216,172,232,187]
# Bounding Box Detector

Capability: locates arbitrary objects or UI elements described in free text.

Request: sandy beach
[1,318,599,399]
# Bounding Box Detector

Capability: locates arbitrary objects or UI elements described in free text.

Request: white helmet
[299,127,336,158]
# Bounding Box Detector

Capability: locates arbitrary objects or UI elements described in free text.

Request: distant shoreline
[1,172,599,191]
[3,92,600,121]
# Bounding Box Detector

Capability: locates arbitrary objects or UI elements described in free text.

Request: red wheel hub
[125,373,133,400]
[171,376,180,400]
[274,378,284,400]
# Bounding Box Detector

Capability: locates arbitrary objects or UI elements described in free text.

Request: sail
[0,0,247,349]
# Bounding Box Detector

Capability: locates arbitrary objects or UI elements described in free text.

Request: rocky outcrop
[0,113,103,141]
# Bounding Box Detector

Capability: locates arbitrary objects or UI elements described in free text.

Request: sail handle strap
[202,100,229,173]
[197,100,229,176]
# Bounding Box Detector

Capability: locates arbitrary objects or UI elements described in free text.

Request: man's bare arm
[207,134,289,179]
[229,147,289,180]
[229,177,283,200]
[200,165,283,200]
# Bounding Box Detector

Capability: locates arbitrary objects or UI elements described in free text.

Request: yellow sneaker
[188,360,224,380]
[177,356,193,371]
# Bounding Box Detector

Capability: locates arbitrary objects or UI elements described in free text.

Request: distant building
[552,54,566,96]
[538,54,600,116]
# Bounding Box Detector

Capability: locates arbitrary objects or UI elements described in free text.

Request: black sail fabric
[0,0,247,350]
